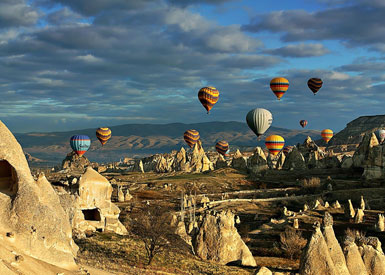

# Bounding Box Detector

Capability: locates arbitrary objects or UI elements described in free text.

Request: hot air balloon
[265,135,285,156]
[283,146,293,156]
[321,129,333,143]
[270,77,289,100]
[184,129,200,148]
[70,135,91,156]
[246,108,273,137]
[198,86,219,114]
[300,120,308,128]
[215,141,229,157]
[96,127,111,146]
[377,129,385,143]
[308,78,323,95]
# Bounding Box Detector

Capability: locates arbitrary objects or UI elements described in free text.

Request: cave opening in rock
[82,208,101,221]
[0,160,18,196]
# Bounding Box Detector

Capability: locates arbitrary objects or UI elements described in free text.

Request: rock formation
[247,147,268,173]
[215,154,228,169]
[361,238,385,275]
[0,121,78,269]
[61,167,127,236]
[299,223,338,275]
[343,236,368,275]
[375,214,385,232]
[354,209,364,223]
[194,211,256,266]
[231,150,248,171]
[61,151,91,174]
[322,213,350,275]
[283,147,306,170]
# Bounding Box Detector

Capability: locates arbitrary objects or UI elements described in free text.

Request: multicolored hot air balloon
[184,129,200,148]
[96,127,111,146]
[198,86,219,114]
[70,135,91,156]
[308,78,323,95]
[300,120,308,128]
[265,135,285,156]
[321,129,333,143]
[215,140,229,157]
[377,129,385,143]
[270,77,289,100]
[246,108,273,137]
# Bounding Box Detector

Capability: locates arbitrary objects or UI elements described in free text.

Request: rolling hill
[15,121,321,164]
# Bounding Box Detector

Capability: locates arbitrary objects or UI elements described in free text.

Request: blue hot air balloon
[70,135,91,156]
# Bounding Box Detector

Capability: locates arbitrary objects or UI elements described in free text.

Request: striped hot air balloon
[70,135,91,156]
[96,127,111,146]
[321,129,333,143]
[184,129,200,148]
[198,86,219,114]
[215,140,229,157]
[300,120,308,128]
[308,78,323,95]
[265,135,285,156]
[270,77,289,100]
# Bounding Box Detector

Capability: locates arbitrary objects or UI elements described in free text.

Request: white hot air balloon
[377,129,385,144]
[246,108,273,138]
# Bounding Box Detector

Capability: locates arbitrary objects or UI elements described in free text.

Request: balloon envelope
[215,140,229,156]
[184,129,200,148]
[270,77,289,100]
[198,87,219,114]
[70,135,91,156]
[321,129,333,143]
[246,108,273,137]
[377,129,385,143]
[300,120,308,128]
[265,135,285,156]
[308,78,323,95]
[96,127,111,146]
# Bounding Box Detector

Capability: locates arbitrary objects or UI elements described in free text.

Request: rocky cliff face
[329,115,385,146]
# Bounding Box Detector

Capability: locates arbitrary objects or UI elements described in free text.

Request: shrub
[300,177,321,189]
[280,227,307,259]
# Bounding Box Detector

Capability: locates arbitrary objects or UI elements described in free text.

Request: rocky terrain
[4,116,385,274]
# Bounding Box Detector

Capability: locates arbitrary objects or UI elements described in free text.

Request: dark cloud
[264,43,330,57]
[242,2,385,51]
[0,0,39,28]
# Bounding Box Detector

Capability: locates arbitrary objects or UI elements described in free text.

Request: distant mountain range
[15,121,320,164]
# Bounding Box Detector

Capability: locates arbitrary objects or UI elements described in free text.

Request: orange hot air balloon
[270,77,289,100]
[299,120,308,128]
[184,129,200,148]
[265,135,285,156]
[96,127,112,146]
[198,86,219,114]
[321,129,333,143]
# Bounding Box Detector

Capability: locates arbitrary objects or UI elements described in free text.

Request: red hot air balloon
[299,120,308,128]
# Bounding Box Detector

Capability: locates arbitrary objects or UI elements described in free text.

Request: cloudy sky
[0,0,384,133]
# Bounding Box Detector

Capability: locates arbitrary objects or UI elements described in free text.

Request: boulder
[0,121,78,269]
[283,147,306,170]
[194,211,256,266]
[255,266,272,275]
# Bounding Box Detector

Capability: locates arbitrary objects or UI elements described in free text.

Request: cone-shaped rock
[283,147,306,170]
[343,236,368,275]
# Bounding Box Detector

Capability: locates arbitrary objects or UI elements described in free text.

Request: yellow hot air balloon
[198,86,219,114]
[321,129,333,143]
[270,77,289,100]
[265,135,285,156]
[96,127,112,146]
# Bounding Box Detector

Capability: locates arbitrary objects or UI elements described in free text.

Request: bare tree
[130,205,176,265]
[279,227,307,259]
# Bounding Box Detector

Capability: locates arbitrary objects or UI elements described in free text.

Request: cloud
[0,0,39,28]
[242,2,385,51]
[265,43,330,57]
